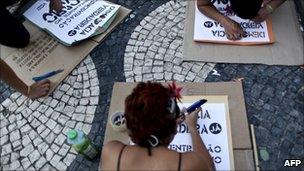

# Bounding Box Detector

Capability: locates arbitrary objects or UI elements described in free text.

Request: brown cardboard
[183,0,304,65]
[92,6,132,43]
[0,6,131,94]
[104,82,252,148]
[104,82,253,169]
[234,150,255,170]
[1,21,97,93]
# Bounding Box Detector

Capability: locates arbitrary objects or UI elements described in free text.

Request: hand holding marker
[186,99,207,113]
[32,69,64,82]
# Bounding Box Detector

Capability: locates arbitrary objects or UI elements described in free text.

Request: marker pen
[32,69,64,82]
[186,99,207,113]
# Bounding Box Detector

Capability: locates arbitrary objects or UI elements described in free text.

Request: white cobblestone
[34,156,47,170]
[21,157,31,170]
[1,135,8,145]
[10,160,20,170]
[51,143,60,153]
[54,133,66,146]
[37,104,48,113]
[37,142,49,155]
[58,144,70,156]
[46,119,57,130]
[29,150,40,164]
[45,132,56,144]
[9,130,20,142]
[63,153,76,166]
[20,144,34,157]
[1,144,12,156]
[46,149,54,161]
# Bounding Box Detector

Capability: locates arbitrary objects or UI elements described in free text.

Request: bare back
[101,141,210,171]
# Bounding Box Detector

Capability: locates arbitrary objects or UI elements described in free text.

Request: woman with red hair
[101,82,214,171]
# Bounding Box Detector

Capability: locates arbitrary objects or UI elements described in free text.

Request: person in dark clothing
[197,0,287,40]
[0,0,63,48]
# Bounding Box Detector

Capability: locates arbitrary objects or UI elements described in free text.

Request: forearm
[189,127,215,170]
[197,1,231,26]
[0,59,28,96]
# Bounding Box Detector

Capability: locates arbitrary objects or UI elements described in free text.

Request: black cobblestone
[205,64,304,170]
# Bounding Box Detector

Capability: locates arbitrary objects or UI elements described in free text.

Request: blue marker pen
[186,99,207,113]
[32,69,64,82]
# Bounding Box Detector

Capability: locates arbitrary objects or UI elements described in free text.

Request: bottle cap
[68,130,77,140]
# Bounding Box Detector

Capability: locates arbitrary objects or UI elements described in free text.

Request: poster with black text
[169,96,234,170]
[194,0,275,45]
[24,0,120,46]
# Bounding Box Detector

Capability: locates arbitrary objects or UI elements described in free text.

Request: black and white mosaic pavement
[0,0,303,170]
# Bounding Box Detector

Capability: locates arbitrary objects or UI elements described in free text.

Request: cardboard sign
[1,22,97,89]
[183,0,303,65]
[104,82,253,170]
[169,96,234,170]
[194,1,275,45]
[23,0,120,46]
[1,5,131,94]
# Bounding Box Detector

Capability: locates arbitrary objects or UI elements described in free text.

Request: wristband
[266,4,274,14]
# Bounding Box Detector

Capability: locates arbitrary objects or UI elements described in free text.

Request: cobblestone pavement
[0,0,303,171]
[1,57,99,170]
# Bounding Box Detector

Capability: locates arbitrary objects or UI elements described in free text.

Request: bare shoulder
[102,140,125,156]
[182,152,213,171]
[101,141,126,170]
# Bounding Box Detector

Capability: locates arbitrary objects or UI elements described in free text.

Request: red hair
[125,82,178,148]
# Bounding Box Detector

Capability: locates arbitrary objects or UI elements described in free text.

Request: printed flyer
[194,0,275,45]
[169,96,234,170]
[24,0,120,46]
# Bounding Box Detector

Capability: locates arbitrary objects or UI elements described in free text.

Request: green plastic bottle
[67,129,98,160]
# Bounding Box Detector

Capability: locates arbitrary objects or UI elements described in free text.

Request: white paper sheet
[194,1,274,44]
[169,102,232,170]
[23,0,120,45]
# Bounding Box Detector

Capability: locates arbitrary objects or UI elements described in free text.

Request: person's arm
[197,0,244,40]
[253,0,286,23]
[0,59,50,99]
[185,107,215,170]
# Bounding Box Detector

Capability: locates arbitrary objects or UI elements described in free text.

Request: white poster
[168,96,234,170]
[24,0,120,46]
[194,0,275,45]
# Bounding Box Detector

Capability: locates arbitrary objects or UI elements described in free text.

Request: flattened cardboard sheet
[170,96,235,170]
[0,6,131,94]
[1,22,97,93]
[194,1,275,45]
[104,82,252,170]
[184,0,304,65]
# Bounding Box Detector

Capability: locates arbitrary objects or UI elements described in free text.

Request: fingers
[38,79,50,84]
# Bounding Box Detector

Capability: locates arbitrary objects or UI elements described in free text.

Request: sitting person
[197,0,286,40]
[101,82,215,171]
[0,0,62,99]
[0,0,63,48]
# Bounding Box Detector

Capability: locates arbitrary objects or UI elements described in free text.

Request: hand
[27,80,51,99]
[185,107,201,130]
[252,6,271,23]
[49,0,63,13]
[222,19,244,40]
